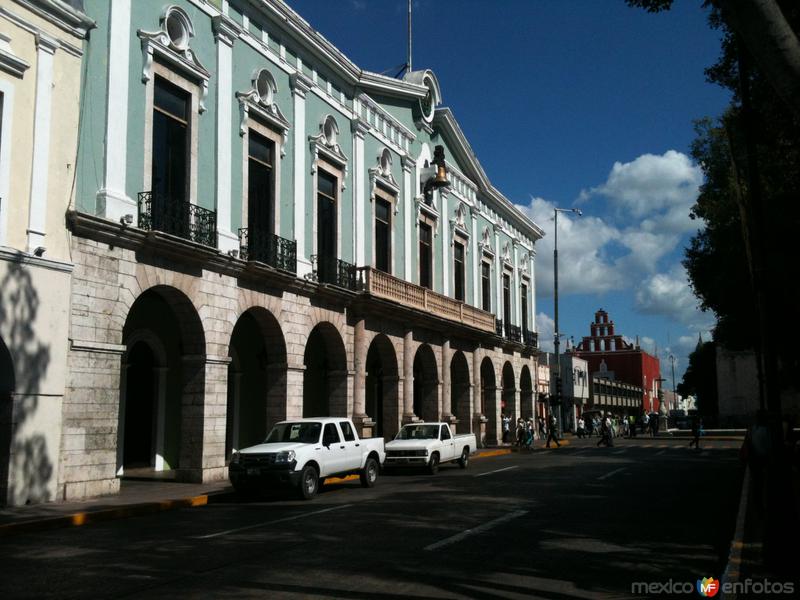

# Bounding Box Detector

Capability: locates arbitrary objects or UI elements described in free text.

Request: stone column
[154,367,169,471]
[285,364,306,420]
[441,338,454,423]
[352,318,374,436]
[290,73,314,277]
[402,329,416,422]
[472,347,487,446]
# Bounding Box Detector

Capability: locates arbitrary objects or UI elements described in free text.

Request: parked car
[229,418,385,499]
[384,422,476,474]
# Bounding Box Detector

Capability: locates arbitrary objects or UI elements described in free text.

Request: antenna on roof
[407,0,413,73]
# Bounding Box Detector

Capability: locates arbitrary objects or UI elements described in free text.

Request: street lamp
[669,353,676,412]
[553,207,581,436]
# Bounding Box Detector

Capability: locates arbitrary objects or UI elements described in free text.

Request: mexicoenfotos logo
[697,577,720,597]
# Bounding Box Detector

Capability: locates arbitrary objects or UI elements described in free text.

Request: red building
[574,309,662,413]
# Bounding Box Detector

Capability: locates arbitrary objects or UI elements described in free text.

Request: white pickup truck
[229,417,386,499]
[384,422,476,474]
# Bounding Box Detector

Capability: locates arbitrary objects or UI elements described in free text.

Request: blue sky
[287,0,731,384]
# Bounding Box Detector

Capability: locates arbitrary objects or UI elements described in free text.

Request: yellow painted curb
[474,449,513,459]
[323,474,359,485]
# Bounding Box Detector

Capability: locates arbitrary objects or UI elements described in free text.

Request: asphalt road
[0,438,742,599]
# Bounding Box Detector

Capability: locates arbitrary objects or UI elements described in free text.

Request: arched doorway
[303,323,348,417]
[365,334,399,439]
[480,357,498,444]
[520,365,534,419]
[119,286,205,477]
[450,351,471,434]
[413,344,439,422]
[502,361,516,423]
[0,336,14,503]
[226,308,287,458]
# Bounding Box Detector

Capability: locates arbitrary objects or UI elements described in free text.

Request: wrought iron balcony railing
[506,323,522,343]
[495,318,504,337]
[238,228,297,274]
[524,329,539,349]
[138,191,217,248]
[311,255,357,291]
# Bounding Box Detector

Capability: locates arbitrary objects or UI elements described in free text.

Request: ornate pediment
[369,148,400,213]
[138,6,209,112]
[480,226,494,257]
[236,68,290,157]
[309,115,348,189]
[449,201,470,246]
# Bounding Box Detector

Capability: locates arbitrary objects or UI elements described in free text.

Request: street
[0,438,742,599]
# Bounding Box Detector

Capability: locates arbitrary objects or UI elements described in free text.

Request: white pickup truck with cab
[229,417,385,499]
[384,422,476,474]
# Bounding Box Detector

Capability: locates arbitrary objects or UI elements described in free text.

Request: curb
[0,493,215,538]
[721,466,750,599]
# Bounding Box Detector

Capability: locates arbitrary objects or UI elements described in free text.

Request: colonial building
[0,0,94,505]
[546,351,589,432]
[0,0,544,505]
[587,374,643,416]
[575,309,661,414]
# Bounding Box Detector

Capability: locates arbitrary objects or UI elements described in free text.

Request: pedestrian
[538,416,546,440]
[525,419,534,450]
[629,415,636,438]
[577,416,585,439]
[642,412,649,436]
[689,416,703,450]
[502,413,511,444]
[515,418,526,449]
[597,414,612,447]
[546,414,560,448]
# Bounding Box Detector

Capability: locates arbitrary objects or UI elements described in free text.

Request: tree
[677,340,718,417]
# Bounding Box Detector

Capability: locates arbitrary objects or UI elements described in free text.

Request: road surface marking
[474,465,519,478]
[611,449,626,455]
[655,449,666,456]
[424,510,528,551]
[597,467,626,481]
[194,504,353,540]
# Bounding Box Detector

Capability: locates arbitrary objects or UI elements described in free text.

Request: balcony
[238,228,297,274]
[311,255,357,291]
[357,267,495,334]
[137,191,217,248]
[524,329,539,350]
[495,319,504,337]
[506,323,522,343]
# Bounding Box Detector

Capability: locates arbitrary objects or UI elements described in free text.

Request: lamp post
[669,353,676,412]
[553,207,581,436]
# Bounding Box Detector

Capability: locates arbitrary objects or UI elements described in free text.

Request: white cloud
[634,265,713,330]
[536,312,555,353]
[586,150,702,218]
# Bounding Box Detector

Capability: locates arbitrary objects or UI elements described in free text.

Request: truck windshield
[265,422,322,444]
[395,424,439,440]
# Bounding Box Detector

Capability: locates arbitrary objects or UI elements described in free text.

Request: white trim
[26,33,57,253]
[402,155,413,280]
[352,119,366,267]
[0,80,14,247]
[0,31,30,78]
[215,26,236,252]
[441,190,449,296]
[513,242,521,326]
[471,209,479,307]
[494,227,502,320]
[529,250,537,331]
[97,0,134,222]
[291,73,310,276]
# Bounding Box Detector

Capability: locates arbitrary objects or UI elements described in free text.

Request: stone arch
[502,361,517,424]
[226,306,288,458]
[303,322,348,418]
[520,364,534,420]
[480,357,498,445]
[0,336,13,504]
[413,344,439,422]
[450,350,471,434]
[365,333,400,439]
[119,285,206,478]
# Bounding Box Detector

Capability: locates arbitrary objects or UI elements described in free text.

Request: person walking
[537,416,546,440]
[502,413,511,444]
[689,416,703,450]
[577,416,585,439]
[546,414,560,448]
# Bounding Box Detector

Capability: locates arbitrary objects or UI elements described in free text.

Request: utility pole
[407,0,412,73]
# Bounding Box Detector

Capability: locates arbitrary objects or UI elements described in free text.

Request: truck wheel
[428,453,440,475]
[298,465,319,500]
[360,458,379,488]
[458,448,470,469]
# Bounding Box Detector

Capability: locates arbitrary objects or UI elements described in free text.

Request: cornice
[12,0,96,39]
[211,13,243,46]
[289,71,313,96]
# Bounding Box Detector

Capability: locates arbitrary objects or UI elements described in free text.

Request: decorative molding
[480,226,494,258]
[350,117,369,139]
[400,154,414,173]
[35,31,59,54]
[211,13,242,46]
[309,115,348,189]
[235,70,290,157]
[12,0,96,38]
[290,71,314,97]
[0,34,30,78]
[449,201,470,247]
[0,247,73,273]
[369,148,399,212]
[138,6,209,112]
